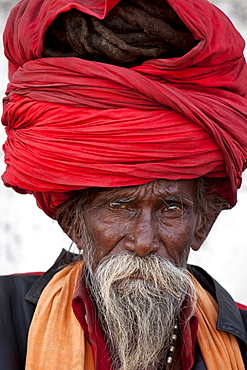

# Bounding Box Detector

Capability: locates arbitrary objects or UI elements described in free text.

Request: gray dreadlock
[42,0,197,67]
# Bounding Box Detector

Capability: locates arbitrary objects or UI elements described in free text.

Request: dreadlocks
[43,0,197,67]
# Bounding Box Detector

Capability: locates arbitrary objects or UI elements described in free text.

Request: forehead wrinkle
[145,180,194,201]
[89,179,198,205]
[102,181,167,201]
[91,185,141,204]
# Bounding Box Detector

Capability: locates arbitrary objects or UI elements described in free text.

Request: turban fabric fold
[2,0,247,217]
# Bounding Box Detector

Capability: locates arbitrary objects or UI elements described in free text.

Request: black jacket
[0,249,247,369]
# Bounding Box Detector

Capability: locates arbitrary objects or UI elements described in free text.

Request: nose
[124,210,159,257]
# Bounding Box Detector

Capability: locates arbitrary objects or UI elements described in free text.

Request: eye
[162,204,182,213]
[108,202,129,210]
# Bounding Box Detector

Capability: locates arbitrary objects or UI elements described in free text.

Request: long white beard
[86,251,197,370]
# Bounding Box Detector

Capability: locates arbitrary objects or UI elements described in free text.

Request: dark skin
[80,179,206,271]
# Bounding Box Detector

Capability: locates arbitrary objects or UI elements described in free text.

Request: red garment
[2,0,247,216]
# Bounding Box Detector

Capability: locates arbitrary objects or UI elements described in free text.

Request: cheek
[160,219,197,264]
[83,212,127,264]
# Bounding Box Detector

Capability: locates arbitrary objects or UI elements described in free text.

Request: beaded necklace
[158,320,179,370]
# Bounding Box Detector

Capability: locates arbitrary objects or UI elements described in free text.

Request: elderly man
[1,0,247,369]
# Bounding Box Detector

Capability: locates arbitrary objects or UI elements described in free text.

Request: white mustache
[92,251,190,299]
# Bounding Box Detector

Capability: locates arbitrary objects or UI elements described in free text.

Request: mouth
[127,274,154,282]
[128,275,145,280]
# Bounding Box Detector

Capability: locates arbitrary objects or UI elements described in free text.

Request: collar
[25,249,70,304]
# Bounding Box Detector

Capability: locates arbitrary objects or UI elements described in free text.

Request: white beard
[85,251,197,370]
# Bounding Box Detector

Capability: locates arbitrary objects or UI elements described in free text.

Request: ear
[191,202,220,251]
[191,220,215,251]
[61,224,84,250]
[56,211,83,249]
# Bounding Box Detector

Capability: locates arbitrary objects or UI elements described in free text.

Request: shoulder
[0,250,78,369]
[0,272,42,370]
[188,264,247,366]
[0,272,43,308]
[0,272,41,292]
[0,272,43,310]
[237,302,247,310]
[237,302,247,336]
[0,249,73,306]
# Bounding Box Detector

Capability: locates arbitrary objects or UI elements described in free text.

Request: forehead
[89,179,198,203]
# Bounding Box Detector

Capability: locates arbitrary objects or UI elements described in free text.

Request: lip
[128,274,153,281]
[128,275,145,280]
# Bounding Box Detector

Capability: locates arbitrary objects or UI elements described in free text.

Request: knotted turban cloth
[2,0,247,217]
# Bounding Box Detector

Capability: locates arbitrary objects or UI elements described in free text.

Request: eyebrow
[105,195,138,203]
[161,194,194,204]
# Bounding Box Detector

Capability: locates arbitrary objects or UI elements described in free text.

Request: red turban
[2,0,247,217]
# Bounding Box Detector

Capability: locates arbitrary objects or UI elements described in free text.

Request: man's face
[78,179,199,369]
[82,179,199,270]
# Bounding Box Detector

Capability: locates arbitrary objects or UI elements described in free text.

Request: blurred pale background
[0,0,246,304]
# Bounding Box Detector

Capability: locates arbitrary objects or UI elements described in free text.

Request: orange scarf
[25,262,245,369]
[25,261,94,370]
[193,278,245,370]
